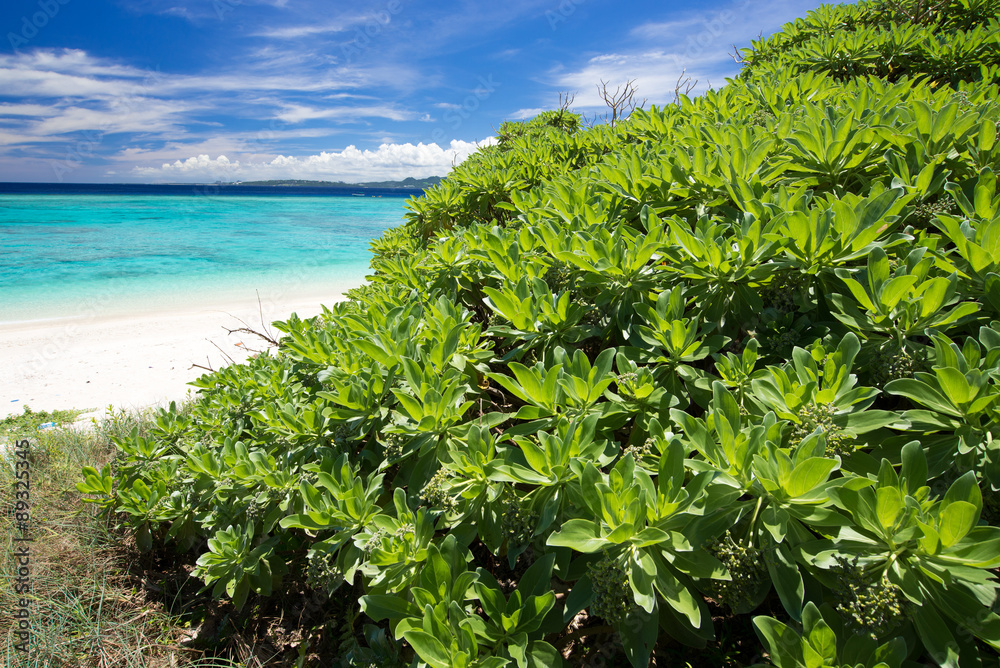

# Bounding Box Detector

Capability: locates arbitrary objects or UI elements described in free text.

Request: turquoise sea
[0,186,410,324]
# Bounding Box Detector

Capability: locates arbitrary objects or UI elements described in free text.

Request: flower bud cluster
[364,528,387,555]
[381,433,407,461]
[869,343,925,387]
[831,556,906,639]
[749,109,777,127]
[306,549,345,595]
[615,372,640,399]
[394,523,415,539]
[913,198,957,226]
[708,531,766,612]
[951,90,973,110]
[587,555,634,624]
[500,488,538,546]
[760,276,801,315]
[791,402,854,458]
[246,498,268,524]
[581,307,603,326]
[623,438,654,462]
[421,469,459,513]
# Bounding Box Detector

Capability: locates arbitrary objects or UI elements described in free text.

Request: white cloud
[0,103,59,117]
[253,14,367,39]
[29,99,196,136]
[554,52,716,108]
[109,128,342,163]
[547,0,823,109]
[130,138,497,182]
[508,107,548,120]
[0,48,410,104]
[275,103,416,123]
[0,131,63,146]
[0,47,423,163]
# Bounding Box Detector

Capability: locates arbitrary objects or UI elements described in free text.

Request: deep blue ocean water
[0,183,413,324]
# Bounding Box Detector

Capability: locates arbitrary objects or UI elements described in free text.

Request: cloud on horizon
[129,138,495,182]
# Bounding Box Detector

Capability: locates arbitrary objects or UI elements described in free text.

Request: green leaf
[935,367,974,407]
[562,576,594,624]
[524,640,562,668]
[885,378,961,417]
[579,464,605,517]
[975,169,996,220]
[900,440,928,495]
[785,458,838,498]
[629,552,658,613]
[939,526,1000,567]
[877,274,918,310]
[938,501,977,548]
[980,120,996,153]
[803,603,836,663]
[767,542,804,622]
[546,519,607,553]
[231,576,250,612]
[619,604,659,668]
[518,552,557,599]
[913,604,961,668]
[402,629,452,668]
[876,486,903,531]
[761,505,789,543]
[360,594,419,622]
[753,616,805,668]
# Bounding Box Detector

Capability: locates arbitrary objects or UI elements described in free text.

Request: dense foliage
[80,1,1000,665]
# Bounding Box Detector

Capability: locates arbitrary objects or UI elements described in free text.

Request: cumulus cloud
[130,138,496,182]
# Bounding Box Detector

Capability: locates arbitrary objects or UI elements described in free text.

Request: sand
[0,288,354,422]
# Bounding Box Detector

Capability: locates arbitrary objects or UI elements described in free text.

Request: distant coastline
[0,181,430,197]
[237,176,443,189]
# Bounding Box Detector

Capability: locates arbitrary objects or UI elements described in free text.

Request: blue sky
[0,0,829,183]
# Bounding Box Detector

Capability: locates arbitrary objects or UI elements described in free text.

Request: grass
[0,406,777,667]
[0,406,90,438]
[0,407,250,668]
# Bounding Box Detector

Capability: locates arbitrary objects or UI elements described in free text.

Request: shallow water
[0,192,407,323]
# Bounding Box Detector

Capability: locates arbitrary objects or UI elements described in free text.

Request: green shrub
[82,1,1000,665]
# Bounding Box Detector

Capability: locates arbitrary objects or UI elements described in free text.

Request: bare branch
[221,292,280,350]
[595,78,643,127]
[208,338,239,366]
[673,69,699,105]
[558,91,575,112]
[189,358,215,373]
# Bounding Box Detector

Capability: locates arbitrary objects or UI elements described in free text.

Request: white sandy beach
[0,289,353,422]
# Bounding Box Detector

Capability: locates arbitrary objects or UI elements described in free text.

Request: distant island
[235,176,443,189]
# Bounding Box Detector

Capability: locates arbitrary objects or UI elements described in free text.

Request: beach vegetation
[72,0,1000,664]
[0,411,263,667]
[0,405,87,437]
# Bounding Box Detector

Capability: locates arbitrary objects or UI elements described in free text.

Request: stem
[746,496,765,543]
[861,545,906,579]
[882,545,907,577]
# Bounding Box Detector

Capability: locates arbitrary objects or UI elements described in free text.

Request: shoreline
[0,285,359,421]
